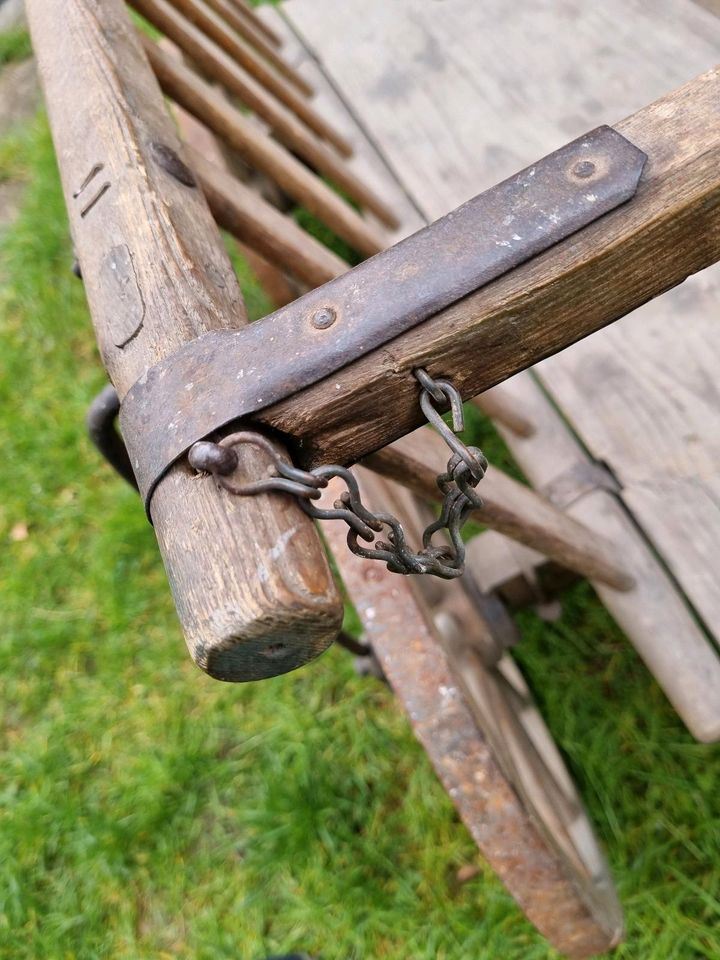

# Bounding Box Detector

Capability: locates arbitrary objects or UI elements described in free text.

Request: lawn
[0,24,719,960]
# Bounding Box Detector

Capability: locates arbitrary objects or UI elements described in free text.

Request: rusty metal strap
[119,126,646,515]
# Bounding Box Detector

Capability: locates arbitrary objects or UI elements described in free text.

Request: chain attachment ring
[188,370,487,580]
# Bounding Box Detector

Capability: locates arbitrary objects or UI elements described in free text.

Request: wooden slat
[202,0,305,91]
[227,0,282,47]
[288,0,720,218]
[142,36,387,257]
[364,429,634,591]
[537,271,720,651]
[256,5,425,243]
[188,146,349,286]
[249,68,720,467]
[153,0,355,155]
[132,0,397,225]
[491,371,720,743]
[27,0,343,681]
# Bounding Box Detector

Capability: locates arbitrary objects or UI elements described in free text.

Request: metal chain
[188,370,487,579]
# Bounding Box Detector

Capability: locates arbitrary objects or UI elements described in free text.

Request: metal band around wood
[119,125,646,515]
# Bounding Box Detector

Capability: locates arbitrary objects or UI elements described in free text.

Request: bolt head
[311,307,337,329]
[572,159,596,179]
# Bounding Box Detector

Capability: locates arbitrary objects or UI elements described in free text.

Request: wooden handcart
[26,0,720,955]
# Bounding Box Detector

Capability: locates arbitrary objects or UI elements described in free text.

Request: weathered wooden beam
[142,36,387,257]
[364,429,634,591]
[253,67,720,466]
[132,0,397,226]
[27,0,343,680]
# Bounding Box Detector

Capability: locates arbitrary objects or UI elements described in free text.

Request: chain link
[188,370,487,579]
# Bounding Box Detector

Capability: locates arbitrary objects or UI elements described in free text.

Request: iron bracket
[118,125,646,515]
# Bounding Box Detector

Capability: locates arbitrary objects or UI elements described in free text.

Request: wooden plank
[142,36,388,257]
[26,0,343,681]
[251,68,720,465]
[285,0,720,646]
[536,269,720,647]
[491,371,720,743]
[287,0,720,218]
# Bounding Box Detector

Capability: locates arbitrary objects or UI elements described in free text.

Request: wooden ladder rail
[26,0,343,681]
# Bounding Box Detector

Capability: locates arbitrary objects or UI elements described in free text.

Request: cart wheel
[322,473,623,959]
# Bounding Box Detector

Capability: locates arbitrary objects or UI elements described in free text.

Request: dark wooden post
[26,0,343,680]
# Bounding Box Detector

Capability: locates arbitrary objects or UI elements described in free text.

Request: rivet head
[572,159,596,179]
[188,441,237,476]
[311,307,337,329]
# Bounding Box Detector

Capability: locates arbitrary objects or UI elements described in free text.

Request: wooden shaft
[202,0,307,93]
[188,146,349,287]
[27,0,342,680]
[225,0,282,48]
[147,0,352,156]
[253,66,720,466]
[143,36,386,257]
[364,430,634,591]
[133,1,397,226]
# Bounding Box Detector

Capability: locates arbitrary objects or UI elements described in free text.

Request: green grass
[1,99,719,960]
[0,27,32,67]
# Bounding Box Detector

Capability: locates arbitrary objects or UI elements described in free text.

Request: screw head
[311,306,337,329]
[572,159,596,179]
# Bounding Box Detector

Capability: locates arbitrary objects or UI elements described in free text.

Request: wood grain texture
[132,0,396,225]
[493,371,720,743]
[142,36,387,258]
[537,266,720,652]
[156,0,354,155]
[364,429,634,590]
[285,0,720,652]
[27,0,342,680]
[251,67,720,467]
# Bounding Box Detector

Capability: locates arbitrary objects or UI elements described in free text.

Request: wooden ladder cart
[26,0,720,955]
